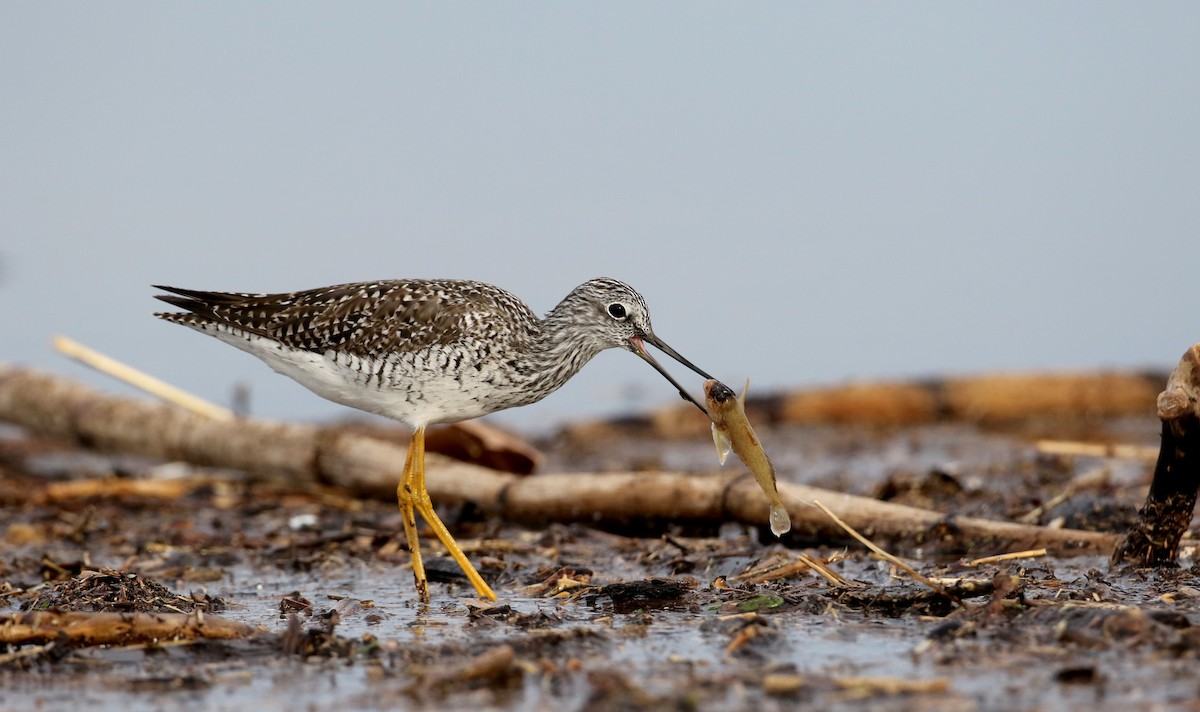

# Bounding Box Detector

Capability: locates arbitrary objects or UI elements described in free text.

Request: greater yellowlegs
[154,278,713,602]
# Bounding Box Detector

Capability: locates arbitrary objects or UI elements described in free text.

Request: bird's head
[558,278,713,415]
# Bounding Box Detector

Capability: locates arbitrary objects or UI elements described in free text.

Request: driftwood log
[1112,345,1200,565]
[0,365,1116,557]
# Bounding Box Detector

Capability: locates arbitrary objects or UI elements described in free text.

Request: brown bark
[493,471,1115,556]
[425,420,543,474]
[0,365,1117,557]
[345,419,543,475]
[1112,345,1200,565]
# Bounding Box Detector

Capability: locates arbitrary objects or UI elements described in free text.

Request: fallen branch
[1112,345,1200,565]
[0,365,1118,557]
[0,610,256,646]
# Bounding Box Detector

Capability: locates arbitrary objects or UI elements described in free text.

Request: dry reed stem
[810,499,957,604]
[1035,439,1158,461]
[962,549,1047,567]
[53,335,234,421]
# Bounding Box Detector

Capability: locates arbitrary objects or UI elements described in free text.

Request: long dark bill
[630,334,714,416]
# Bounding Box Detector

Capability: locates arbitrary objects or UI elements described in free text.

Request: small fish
[704,378,791,537]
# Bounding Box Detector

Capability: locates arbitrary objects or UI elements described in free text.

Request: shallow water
[3,416,1196,711]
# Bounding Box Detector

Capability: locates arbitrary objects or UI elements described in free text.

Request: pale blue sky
[3,3,1198,431]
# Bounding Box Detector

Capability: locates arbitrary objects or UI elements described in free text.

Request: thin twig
[730,550,854,587]
[1017,466,1110,524]
[962,549,1047,567]
[832,675,950,695]
[1036,439,1157,461]
[810,499,958,605]
[795,552,857,587]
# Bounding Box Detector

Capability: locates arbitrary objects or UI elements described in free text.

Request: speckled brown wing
[154,280,494,357]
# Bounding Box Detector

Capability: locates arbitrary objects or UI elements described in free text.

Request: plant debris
[1,368,1195,710]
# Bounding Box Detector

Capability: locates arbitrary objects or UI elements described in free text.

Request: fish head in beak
[703,379,736,405]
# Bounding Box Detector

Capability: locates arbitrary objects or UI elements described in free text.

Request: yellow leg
[397,429,429,603]
[397,425,498,601]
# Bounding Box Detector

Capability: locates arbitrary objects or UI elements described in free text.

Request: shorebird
[154,278,713,602]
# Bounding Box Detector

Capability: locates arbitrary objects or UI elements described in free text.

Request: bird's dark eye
[607,303,627,319]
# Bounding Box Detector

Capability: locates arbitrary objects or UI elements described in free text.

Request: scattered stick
[0,365,1121,558]
[1036,439,1158,461]
[0,610,256,646]
[728,554,795,584]
[962,549,1047,567]
[731,552,854,587]
[53,335,234,421]
[414,644,518,691]
[765,671,950,697]
[0,644,54,666]
[832,676,950,695]
[37,476,224,504]
[723,617,763,654]
[1113,344,1200,565]
[811,500,957,604]
[796,552,856,587]
[1017,467,1111,525]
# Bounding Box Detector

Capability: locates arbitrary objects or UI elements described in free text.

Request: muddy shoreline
[3,412,1198,711]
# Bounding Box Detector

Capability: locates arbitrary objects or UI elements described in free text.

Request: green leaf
[737,594,784,612]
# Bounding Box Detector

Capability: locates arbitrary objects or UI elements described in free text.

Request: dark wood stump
[1112,345,1200,565]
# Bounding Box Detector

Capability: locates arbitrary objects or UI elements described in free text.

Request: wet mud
[2,417,1199,711]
